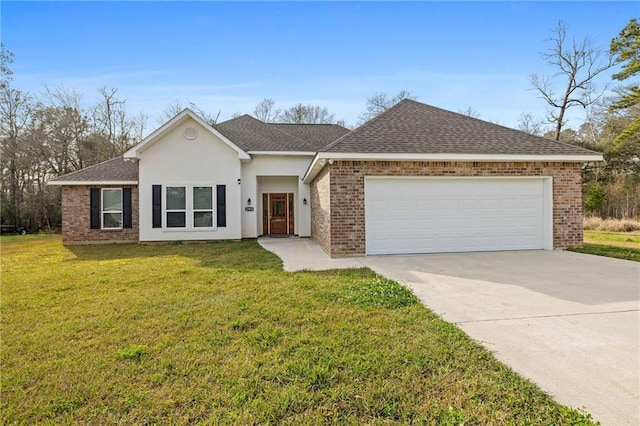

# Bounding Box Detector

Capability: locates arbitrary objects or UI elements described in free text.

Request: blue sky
[2,1,637,131]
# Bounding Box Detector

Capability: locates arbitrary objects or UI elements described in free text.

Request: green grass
[569,243,640,262]
[1,236,597,424]
[568,230,640,262]
[583,230,640,249]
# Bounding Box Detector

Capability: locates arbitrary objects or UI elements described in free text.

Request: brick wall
[61,185,139,244]
[311,161,583,257]
[310,165,331,254]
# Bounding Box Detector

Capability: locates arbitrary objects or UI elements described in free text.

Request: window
[193,187,213,227]
[90,188,131,230]
[153,184,225,230]
[102,188,122,229]
[166,187,186,227]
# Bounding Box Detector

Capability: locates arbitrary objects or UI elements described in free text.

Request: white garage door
[365,177,551,255]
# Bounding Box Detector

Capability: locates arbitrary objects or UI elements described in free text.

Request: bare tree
[159,100,219,126]
[1,44,14,90]
[91,87,147,159]
[0,87,32,226]
[159,100,184,124]
[277,103,337,124]
[530,21,614,141]
[458,107,480,118]
[253,98,279,122]
[359,90,417,123]
[517,112,545,136]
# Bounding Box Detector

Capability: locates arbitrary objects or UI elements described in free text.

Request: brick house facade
[311,160,583,257]
[50,100,601,253]
[61,185,139,244]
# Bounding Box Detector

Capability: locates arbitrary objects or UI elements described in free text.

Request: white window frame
[101,188,123,230]
[162,184,216,230]
[192,186,214,229]
[165,186,187,228]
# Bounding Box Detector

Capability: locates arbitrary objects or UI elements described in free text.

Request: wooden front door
[263,193,294,235]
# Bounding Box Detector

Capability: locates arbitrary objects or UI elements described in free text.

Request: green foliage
[116,344,148,361]
[1,237,599,424]
[611,18,640,82]
[609,18,640,150]
[327,276,419,309]
[584,182,605,213]
[50,398,83,416]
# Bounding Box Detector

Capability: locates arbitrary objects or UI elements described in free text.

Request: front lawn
[569,230,640,262]
[1,236,595,424]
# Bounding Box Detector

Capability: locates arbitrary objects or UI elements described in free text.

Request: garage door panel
[365,178,548,255]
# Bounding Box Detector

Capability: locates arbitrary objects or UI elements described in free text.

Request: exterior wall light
[303,198,307,205]
[247,198,252,206]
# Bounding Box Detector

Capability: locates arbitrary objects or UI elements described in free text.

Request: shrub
[583,217,640,232]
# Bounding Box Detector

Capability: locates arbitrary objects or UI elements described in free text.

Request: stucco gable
[124,109,250,160]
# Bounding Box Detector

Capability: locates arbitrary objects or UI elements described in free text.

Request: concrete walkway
[258,237,640,425]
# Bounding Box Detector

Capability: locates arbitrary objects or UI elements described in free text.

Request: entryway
[262,193,294,236]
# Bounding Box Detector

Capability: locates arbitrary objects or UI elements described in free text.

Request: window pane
[193,187,212,210]
[166,187,185,210]
[194,211,213,227]
[103,212,122,228]
[167,212,185,227]
[103,189,122,212]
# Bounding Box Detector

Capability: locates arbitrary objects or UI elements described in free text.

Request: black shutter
[216,185,226,227]
[152,185,162,228]
[123,188,132,228]
[90,188,100,229]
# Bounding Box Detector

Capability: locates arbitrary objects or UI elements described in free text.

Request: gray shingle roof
[49,157,138,183]
[215,115,349,152]
[269,124,350,151]
[322,99,598,156]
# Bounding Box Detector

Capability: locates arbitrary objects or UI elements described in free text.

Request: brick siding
[311,161,583,257]
[61,185,139,244]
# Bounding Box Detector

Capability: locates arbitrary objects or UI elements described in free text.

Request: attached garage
[364,177,553,255]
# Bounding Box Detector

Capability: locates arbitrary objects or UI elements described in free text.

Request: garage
[364,177,552,255]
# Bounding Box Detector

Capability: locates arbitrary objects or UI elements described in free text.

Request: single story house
[49,99,602,256]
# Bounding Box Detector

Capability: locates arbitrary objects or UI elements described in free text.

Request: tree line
[1,18,637,231]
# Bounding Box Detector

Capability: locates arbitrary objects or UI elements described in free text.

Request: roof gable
[124,109,250,160]
[323,99,599,156]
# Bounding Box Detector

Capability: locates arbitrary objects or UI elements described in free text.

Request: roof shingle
[49,157,138,183]
[269,123,350,151]
[215,115,349,152]
[322,99,598,156]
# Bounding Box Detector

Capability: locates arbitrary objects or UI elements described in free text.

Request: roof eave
[247,151,316,156]
[302,152,604,183]
[48,180,138,186]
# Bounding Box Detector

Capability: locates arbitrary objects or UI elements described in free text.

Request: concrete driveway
[259,237,640,425]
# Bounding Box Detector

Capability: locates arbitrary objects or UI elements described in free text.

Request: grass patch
[116,344,148,361]
[569,243,640,262]
[583,230,640,249]
[569,229,640,262]
[1,236,597,424]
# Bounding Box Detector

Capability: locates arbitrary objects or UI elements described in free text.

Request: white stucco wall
[138,118,242,241]
[240,155,313,238]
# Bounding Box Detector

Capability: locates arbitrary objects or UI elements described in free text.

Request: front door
[269,193,288,234]
[263,193,295,235]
